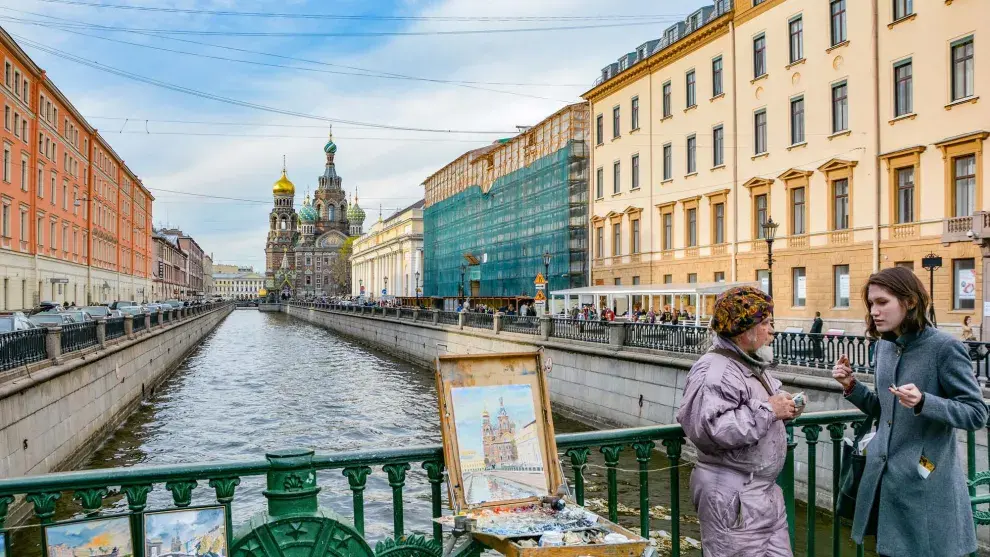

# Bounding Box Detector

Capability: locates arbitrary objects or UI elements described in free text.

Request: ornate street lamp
[542,251,552,315]
[762,217,779,299]
[922,252,942,327]
[415,271,421,306]
[459,264,466,299]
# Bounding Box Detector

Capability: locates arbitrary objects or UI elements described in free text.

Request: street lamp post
[542,251,552,315]
[415,271,420,306]
[922,252,942,327]
[459,264,466,299]
[762,217,779,299]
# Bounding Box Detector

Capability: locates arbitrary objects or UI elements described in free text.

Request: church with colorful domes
[265,131,364,298]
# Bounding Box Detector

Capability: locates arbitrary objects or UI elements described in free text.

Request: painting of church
[143,507,226,557]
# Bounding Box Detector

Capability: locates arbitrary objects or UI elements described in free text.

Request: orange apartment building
[1,27,152,308]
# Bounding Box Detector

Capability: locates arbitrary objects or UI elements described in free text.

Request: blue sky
[46,516,133,553]
[145,507,225,547]
[0,0,707,270]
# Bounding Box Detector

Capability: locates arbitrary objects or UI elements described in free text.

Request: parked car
[29,301,65,315]
[81,305,111,319]
[63,311,95,323]
[0,312,38,332]
[29,313,76,327]
[117,305,147,317]
[110,300,138,310]
[163,300,184,309]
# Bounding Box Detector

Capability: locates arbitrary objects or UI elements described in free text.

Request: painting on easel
[452,384,546,505]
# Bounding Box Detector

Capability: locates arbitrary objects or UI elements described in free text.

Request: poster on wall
[760,277,769,294]
[959,269,976,301]
[839,274,850,300]
[796,276,807,300]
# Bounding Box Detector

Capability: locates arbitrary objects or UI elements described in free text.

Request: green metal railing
[2,410,985,556]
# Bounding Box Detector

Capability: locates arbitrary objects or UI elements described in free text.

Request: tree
[329,237,355,295]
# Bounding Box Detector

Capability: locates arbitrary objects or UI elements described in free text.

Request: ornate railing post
[827,422,846,557]
[210,476,240,549]
[144,312,152,332]
[600,444,623,523]
[662,437,684,557]
[565,448,590,506]
[158,309,166,328]
[343,465,372,536]
[779,424,797,550]
[632,441,655,538]
[539,316,551,340]
[431,309,440,325]
[423,460,445,543]
[458,312,465,330]
[802,424,823,556]
[95,317,107,348]
[264,449,321,517]
[493,312,503,334]
[124,314,134,339]
[384,462,411,538]
[44,326,62,364]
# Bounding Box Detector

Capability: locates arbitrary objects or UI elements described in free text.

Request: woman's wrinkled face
[867,284,909,334]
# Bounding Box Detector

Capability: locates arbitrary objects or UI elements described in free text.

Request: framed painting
[45,515,134,557]
[143,506,227,557]
[435,351,563,512]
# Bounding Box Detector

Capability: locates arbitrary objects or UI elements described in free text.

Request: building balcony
[943,213,990,244]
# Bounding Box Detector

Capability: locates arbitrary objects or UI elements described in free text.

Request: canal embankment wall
[283,304,989,512]
[0,304,234,485]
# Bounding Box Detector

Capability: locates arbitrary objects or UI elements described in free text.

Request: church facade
[265,133,365,298]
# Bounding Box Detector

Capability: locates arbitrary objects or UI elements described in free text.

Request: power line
[9,33,530,135]
[0,8,598,87]
[1,13,680,37]
[29,0,687,23]
[3,20,575,103]
[102,129,502,144]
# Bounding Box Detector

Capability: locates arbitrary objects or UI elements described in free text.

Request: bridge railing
[550,318,609,343]
[106,317,126,340]
[0,328,46,372]
[438,311,459,326]
[500,314,541,334]
[462,311,494,330]
[0,410,986,556]
[59,322,98,354]
[626,323,710,353]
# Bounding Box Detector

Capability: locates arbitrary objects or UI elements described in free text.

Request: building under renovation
[423,103,589,307]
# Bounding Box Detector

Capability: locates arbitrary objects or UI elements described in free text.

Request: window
[789,16,804,63]
[686,208,697,247]
[833,178,850,229]
[713,125,724,167]
[613,161,621,194]
[664,274,673,284]
[663,144,673,180]
[686,70,696,107]
[631,154,640,189]
[714,203,725,243]
[614,278,622,286]
[953,259,976,310]
[790,97,805,145]
[954,154,976,217]
[2,145,9,183]
[687,135,697,174]
[1,204,8,238]
[687,273,698,284]
[896,261,914,270]
[662,82,672,118]
[834,265,850,307]
[632,219,641,254]
[715,271,726,283]
[36,216,42,246]
[631,97,640,130]
[893,0,912,21]
[712,57,723,97]
[37,168,42,198]
[754,109,768,154]
[754,34,766,78]
[830,0,847,46]
[663,213,673,250]
[893,60,913,117]
[19,209,25,243]
[755,194,768,238]
[896,167,914,223]
[20,156,26,191]
[596,226,604,257]
[596,114,603,145]
[596,167,604,198]
[49,221,56,249]
[792,187,806,234]
[2,106,7,130]
[612,222,621,256]
[832,82,848,133]
[612,106,620,138]
[952,37,975,101]
[793,267,806,306]
[12,114,18,138]
[632,276,640,286]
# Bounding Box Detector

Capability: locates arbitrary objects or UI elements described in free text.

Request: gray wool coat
[845,326,988,556]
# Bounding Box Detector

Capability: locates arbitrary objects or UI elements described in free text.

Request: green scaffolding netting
[424,140,589,299]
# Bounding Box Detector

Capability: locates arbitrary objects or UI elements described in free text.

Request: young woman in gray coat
[833,267,988,556]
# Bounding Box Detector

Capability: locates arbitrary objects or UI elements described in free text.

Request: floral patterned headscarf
[710,286,774,338]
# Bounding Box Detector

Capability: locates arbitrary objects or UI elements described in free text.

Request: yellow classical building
[350,200,425,299]
[584,0,988,335]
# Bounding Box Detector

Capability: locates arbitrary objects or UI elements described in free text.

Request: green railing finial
[264,448,321,517]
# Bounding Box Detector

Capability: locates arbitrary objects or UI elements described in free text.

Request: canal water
[14,310,875,556]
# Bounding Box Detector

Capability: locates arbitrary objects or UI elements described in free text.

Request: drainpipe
[730,19,739,282]
[648,68,655,289]
[872,0,882,272]
[586,99,594,289]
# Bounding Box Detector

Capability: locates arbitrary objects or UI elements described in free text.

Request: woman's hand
[832,354,855,390]
[889,383,923,408]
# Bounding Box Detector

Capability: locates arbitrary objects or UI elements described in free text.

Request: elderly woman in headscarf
[676,286,800,556]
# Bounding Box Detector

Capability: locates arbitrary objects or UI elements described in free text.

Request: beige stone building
[585,0,988,335]
[351,200,424,299]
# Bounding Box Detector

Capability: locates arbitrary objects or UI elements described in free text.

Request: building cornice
[582,13,732,103]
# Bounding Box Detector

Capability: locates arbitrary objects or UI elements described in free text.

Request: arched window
[328,205,335,221]
[340,204,346,220]
[315,202,323,218]
[270,215,276,230]
[280,217,287,230]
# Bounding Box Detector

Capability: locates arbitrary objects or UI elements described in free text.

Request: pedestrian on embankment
[832,266,987,557]
[676,286,800,557]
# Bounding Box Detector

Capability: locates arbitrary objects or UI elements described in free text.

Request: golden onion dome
[273,170,295,196]
[258,288,268,297]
